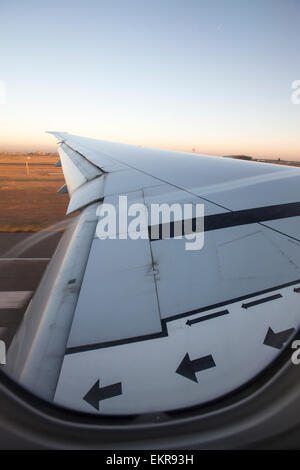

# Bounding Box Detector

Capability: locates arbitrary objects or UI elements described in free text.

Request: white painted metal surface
[5,206,99,401]
[67,190,161,347]
[67,236,162,348]
[7,132,300,415]
[60,143,102,181]
[67,177,104,214]
[55,282,300,414]
[263,217,300,241]
[58,146,87,195]
[151,224,300,318]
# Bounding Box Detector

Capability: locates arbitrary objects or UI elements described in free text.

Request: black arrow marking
[294,287,300,293]
[186,309,229,326]
[263,327,295,349]
[176,353,215,383]
[66,278,300,356]
[83,380,122,410]
[242,293,282,309]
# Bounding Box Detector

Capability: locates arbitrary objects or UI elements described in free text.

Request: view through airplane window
[0,0,300,451]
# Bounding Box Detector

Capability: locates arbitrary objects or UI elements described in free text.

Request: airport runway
[0,232,62,346]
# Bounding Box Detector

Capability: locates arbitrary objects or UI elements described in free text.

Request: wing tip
[46,130,69,135]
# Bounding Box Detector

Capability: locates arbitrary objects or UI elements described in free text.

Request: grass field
[0,152,73,231]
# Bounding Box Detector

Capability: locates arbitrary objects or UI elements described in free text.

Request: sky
[0,0,299,159]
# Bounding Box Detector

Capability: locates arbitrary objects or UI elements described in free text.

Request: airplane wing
[5,132,300,415]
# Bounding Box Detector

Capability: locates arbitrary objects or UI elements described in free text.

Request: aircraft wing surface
[5,132,300,415]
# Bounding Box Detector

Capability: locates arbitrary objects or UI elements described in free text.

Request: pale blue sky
[0,0,299,158]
